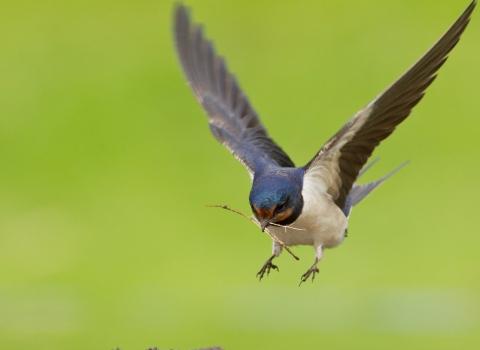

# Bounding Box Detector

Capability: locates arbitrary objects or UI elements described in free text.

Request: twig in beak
[206,204,300,261]
[269,222,305,232]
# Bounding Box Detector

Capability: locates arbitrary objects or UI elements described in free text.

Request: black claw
[257,257,279,281]
[299,266,320,286]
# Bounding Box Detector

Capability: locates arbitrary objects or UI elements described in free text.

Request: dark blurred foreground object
[173,1,476,283]
[112,347,223,350]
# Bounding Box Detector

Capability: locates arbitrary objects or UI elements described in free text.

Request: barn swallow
[173,1,475,283]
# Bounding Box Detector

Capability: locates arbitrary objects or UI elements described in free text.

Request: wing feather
[174,5,295,175]
[304,1,476,210]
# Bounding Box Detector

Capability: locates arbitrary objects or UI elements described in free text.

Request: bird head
[249,171,304,231]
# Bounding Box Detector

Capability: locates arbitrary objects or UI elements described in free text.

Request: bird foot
[257,257,279,281]
[299,264,320,285]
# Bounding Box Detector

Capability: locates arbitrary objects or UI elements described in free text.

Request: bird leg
[299,246,323,285]
[257,255,279,281]
[299,258,320,285]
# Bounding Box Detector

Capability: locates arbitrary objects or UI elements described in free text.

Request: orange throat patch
[273,208,292,223]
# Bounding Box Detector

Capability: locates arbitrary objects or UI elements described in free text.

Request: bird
[173,1,476,284]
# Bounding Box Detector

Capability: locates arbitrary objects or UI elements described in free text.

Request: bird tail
[349,158,409,208]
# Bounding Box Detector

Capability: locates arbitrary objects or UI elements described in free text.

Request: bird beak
[260,219,270,232]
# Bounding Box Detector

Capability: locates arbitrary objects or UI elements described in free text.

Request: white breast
[268,174,348,249]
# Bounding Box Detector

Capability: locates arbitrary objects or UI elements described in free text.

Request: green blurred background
[0,0,479,349]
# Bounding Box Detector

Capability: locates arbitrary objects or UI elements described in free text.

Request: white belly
[268,185,348,249]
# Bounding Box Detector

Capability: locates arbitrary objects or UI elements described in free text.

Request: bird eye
[277,201,287,211]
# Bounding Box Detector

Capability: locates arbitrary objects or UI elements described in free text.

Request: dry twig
[206,205,300,260]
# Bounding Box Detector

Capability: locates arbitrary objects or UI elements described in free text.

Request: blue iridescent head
[249,169,304,231]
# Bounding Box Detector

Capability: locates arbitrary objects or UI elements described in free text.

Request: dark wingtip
[173,2,185,20]
[174,2,187,14]
[173,2,193,35]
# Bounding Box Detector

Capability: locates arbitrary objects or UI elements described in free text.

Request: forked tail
[343,158,409,217]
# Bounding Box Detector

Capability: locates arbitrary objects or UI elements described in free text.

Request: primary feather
[304,1,476,211]
[174,5,295,176]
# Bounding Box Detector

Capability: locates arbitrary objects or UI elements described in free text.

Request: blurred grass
[0,0,479,349]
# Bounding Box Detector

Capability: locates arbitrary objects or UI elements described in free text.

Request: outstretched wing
[174,5,295,176]
[304,1,476,211]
